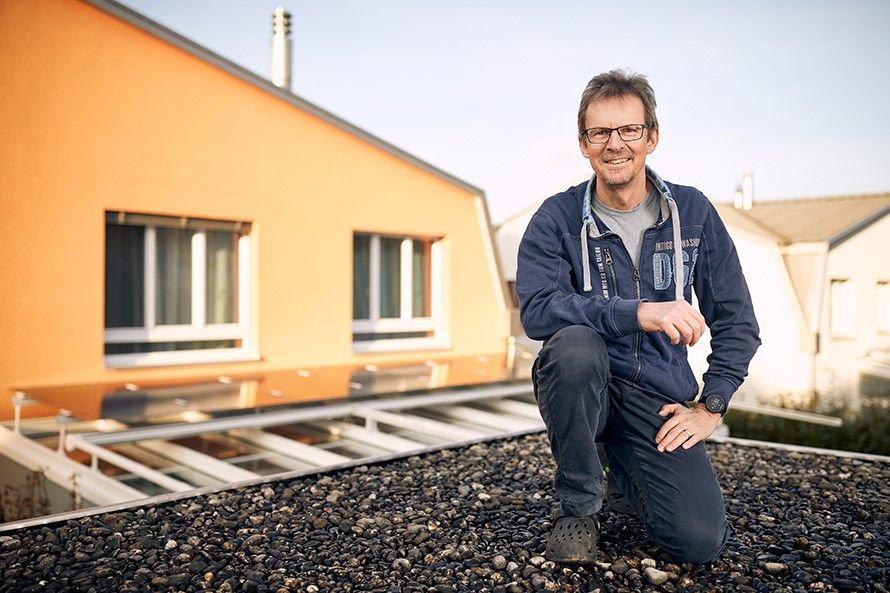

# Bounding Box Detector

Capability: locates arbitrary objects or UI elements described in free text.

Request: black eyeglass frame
[580,124,650,144]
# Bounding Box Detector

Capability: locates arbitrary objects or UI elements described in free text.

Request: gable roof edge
[828,203,890,249]
[83,0,485,198]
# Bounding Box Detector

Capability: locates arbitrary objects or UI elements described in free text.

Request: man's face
[579,95,658,194]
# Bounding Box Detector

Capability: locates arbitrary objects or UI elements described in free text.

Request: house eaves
[735,193,890,247]
[83,0,485,199]
[711,202,784,243]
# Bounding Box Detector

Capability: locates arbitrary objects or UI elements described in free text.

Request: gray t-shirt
[592,186,660,269]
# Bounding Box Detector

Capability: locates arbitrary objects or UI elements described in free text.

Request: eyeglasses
[580,124,649,144]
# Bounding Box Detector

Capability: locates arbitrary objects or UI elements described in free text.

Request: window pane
[878,282,890,333]
[206,231,238,324]
[862,374,890,398]
[156,227,193,325]
[105,224,145,328]
[105,340,239,354]
[380,237,401,319]
[830,279,854,337]
[351,232,439,345]
[412,239,431,318]
[353,332,429,342]
[353,235,371,320]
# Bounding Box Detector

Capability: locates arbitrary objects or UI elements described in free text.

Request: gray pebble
[0,435,886,593]
[764,562,790,576]
[643,567,669,585]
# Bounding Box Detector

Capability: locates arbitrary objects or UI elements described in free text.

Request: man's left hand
[655,402,721,452]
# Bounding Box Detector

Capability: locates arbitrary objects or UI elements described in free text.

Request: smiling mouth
[605,157,630,165]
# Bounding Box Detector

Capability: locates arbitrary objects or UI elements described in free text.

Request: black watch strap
[701,393,727,415]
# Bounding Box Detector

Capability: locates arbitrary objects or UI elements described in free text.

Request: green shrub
[723,400,890,456]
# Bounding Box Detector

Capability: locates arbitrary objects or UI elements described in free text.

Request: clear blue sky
[120,0,890,223]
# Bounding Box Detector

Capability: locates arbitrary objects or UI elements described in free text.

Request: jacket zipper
[631,266,643,382]
[604,248,618,297]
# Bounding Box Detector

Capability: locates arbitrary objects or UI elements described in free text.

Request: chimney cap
[273,6,291,32]
[270,6,292,90]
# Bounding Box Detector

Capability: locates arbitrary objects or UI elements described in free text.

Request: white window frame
[104,215,255,368]
[878,280,890,334]
[829,278,855,339]
[352,234,446,353]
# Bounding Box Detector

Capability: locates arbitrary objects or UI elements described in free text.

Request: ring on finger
[682,428,693,437]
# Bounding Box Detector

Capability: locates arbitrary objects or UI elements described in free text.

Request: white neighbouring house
[497,189,890,410]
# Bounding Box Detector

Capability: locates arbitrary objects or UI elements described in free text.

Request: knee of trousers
[651,513,728,564]
[536,326,610,390]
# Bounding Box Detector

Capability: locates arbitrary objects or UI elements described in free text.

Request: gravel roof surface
[1,433,888,593]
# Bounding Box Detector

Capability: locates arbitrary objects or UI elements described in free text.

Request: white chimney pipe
[735,169,754,210]
[271,6,292,90]
[741,168,753,210]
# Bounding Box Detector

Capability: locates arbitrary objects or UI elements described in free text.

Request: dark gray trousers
[532,325,729,563]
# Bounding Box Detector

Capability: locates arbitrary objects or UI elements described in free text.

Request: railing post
[56,409,74,455]
[12,392,29,434]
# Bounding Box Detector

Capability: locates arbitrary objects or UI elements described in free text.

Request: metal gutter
[728,399,842,427]
[828,203,890,249]
[710,434,890,464]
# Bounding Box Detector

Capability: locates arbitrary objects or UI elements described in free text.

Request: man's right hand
[637,301,706,346]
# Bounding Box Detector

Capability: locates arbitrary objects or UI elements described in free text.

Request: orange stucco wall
[0,0,508,405]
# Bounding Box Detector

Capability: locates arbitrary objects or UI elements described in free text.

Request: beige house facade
[717,195,890,409]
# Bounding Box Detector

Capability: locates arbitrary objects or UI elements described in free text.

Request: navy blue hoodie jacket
[517,166,760,406]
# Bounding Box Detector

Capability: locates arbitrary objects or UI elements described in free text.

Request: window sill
[104,349,260,369]
[352,337,451,354]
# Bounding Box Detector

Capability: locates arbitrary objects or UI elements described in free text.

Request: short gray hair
[577,68,658,136]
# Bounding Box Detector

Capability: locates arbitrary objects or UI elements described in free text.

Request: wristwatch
[701,393,727,415]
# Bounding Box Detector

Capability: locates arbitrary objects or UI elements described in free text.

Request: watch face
[706,394,726,414]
